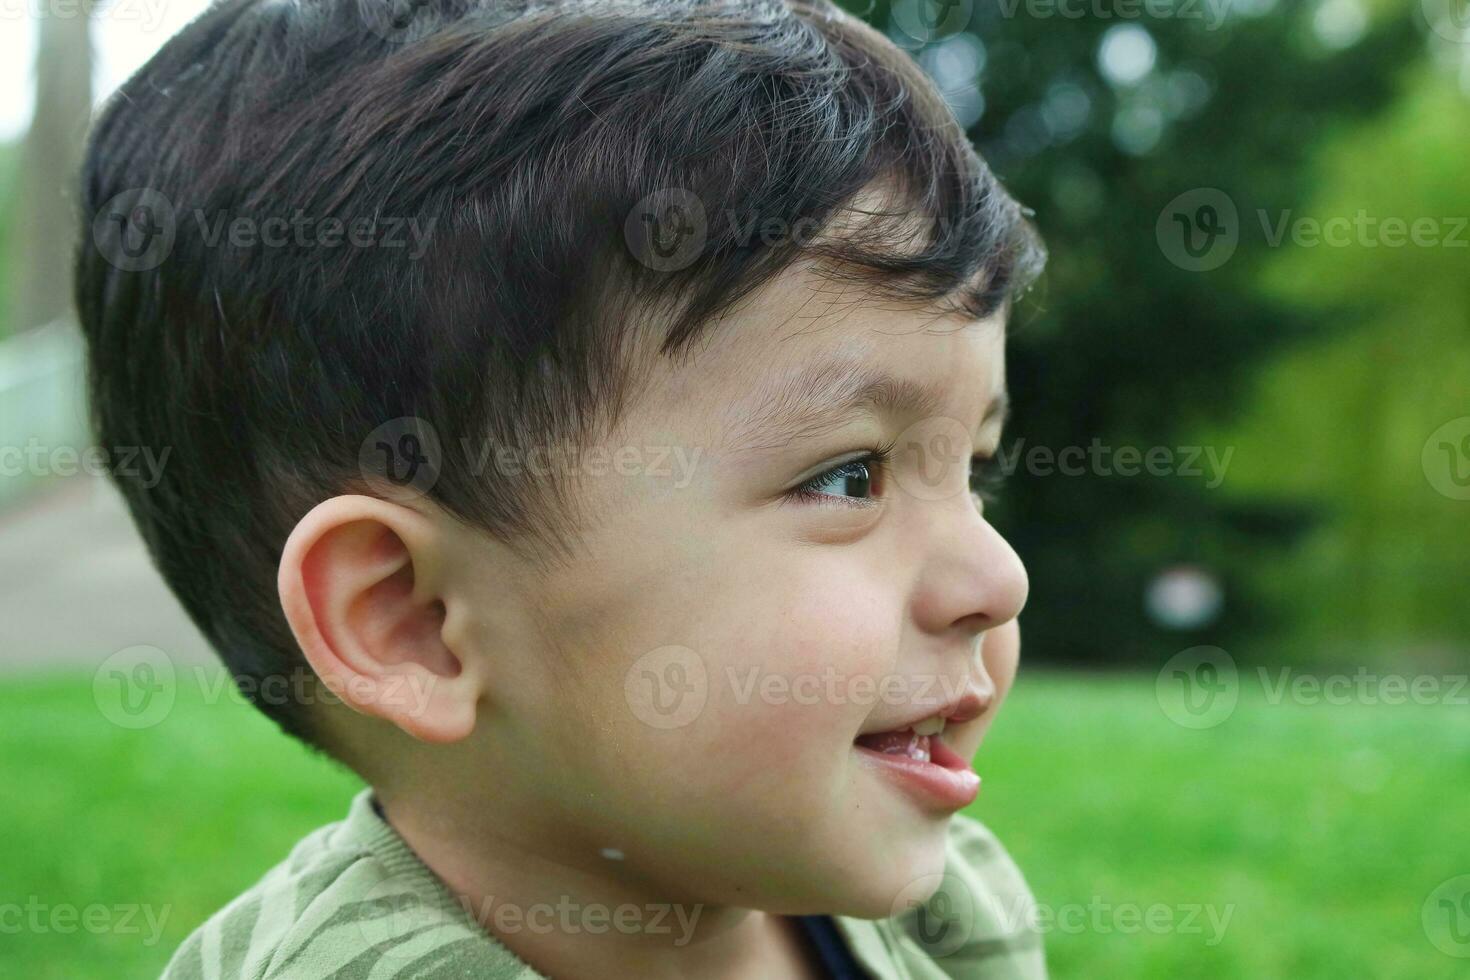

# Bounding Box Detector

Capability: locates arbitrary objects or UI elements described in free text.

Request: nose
[910,497,1029,640]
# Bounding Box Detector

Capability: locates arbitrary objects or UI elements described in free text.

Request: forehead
[639,264,1009,434]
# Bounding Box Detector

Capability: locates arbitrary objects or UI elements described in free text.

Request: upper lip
[857,687,992,737]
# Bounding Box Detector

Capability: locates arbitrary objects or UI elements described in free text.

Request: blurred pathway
[0,475,213,672]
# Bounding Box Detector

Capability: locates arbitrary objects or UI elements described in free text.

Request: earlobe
[278,494,479,744]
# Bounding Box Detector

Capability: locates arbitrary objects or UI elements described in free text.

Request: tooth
[912,716,945,736]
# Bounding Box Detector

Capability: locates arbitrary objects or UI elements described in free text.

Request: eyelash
[787,444,1008,507]
[788,444,895,507]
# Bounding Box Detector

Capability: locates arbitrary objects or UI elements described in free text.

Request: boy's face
[440,264,1027,917]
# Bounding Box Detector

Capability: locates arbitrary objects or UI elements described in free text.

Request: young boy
[76,0,1048,976]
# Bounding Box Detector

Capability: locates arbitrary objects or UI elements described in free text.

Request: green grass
[2,669,1466,978]
[978,672,1470,978]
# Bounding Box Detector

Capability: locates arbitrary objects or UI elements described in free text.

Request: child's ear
[277,494,478,744]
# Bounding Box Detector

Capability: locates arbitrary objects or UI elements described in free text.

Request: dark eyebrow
[724,358,1008,456]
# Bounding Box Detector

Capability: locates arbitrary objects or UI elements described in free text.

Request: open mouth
[852,715,980,811]
[853,714,948,763]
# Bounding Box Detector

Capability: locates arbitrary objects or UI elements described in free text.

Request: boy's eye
[792,456,878,502]
[789,449,1003,506]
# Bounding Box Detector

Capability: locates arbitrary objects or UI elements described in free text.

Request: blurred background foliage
[820,0,1470,672]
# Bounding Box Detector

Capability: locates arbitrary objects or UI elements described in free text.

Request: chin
[810,819,953,919]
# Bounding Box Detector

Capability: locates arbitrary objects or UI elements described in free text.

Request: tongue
[855,730,929,756]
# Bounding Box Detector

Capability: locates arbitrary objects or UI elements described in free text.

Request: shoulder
[838,813,1048,979]
[904,813,1047,977]
[160,791,539,980]
[941,811,1041,931]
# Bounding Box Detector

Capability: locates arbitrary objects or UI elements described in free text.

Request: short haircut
[74,0,1044,753]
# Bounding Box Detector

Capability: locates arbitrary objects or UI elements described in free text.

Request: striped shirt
[162,789,1046,979]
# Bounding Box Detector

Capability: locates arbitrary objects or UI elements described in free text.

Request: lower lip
[853,735,981,811]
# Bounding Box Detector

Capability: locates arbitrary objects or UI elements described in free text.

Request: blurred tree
[1205,61,1470,666]
[9,4,93,335]
[842,0,1427,664]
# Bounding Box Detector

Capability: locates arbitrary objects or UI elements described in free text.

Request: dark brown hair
[74,0,1043,752]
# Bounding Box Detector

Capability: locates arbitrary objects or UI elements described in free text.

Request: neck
[375,791,822,980]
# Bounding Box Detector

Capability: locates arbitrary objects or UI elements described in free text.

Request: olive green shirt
[162,789,1046,978]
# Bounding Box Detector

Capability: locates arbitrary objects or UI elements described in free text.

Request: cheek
[502,515,955,911]
[571,564,903,811]
[981,619,1021,701]
[516,509,915,863]
[698,581,900,773]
